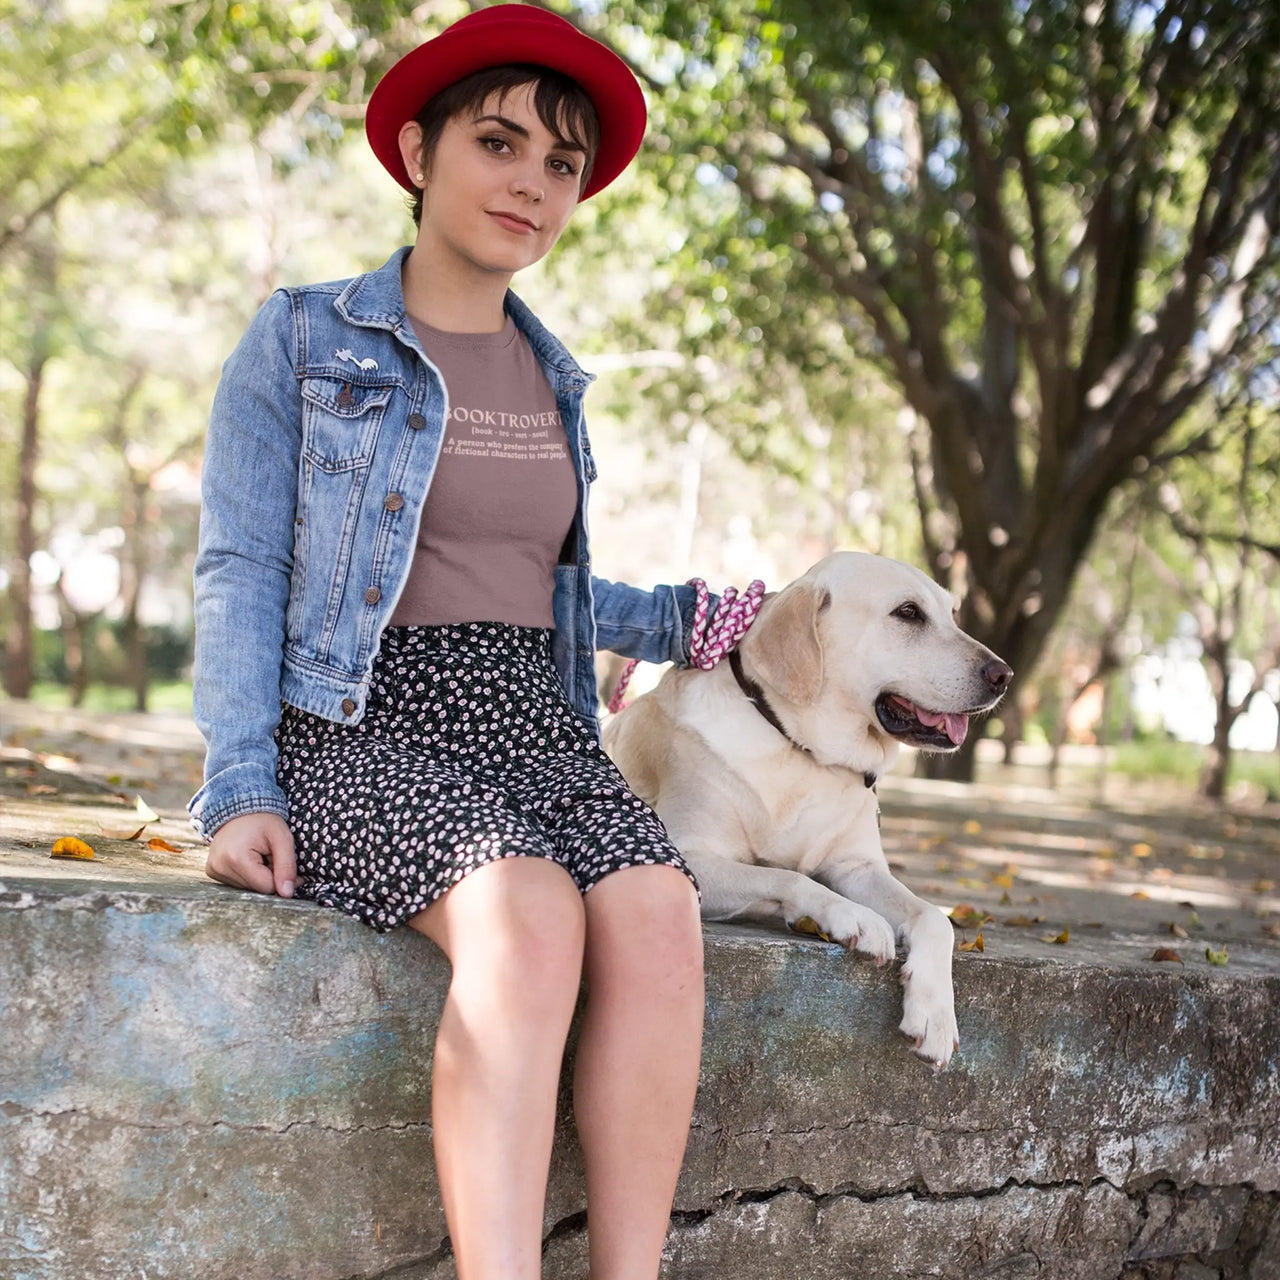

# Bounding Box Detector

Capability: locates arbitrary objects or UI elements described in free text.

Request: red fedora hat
[365,4,646,201]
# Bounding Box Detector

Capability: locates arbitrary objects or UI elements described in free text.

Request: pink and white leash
[607,577,767,714]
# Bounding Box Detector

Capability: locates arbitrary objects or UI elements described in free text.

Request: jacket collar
[335,246,594,391]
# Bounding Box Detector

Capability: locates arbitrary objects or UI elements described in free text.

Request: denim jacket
[188,246,709,840]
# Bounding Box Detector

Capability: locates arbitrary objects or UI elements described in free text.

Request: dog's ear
[745,582,829,706]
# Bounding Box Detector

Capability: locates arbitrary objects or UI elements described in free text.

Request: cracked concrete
[2,867,1278,1279]
[3,729,1279,1279]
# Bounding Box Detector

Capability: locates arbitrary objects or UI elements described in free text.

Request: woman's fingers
[205,813,296,896]
[268,824,298,898]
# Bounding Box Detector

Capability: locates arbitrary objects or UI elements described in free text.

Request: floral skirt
[273,622,694,932]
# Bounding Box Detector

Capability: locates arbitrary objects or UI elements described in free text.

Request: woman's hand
[205,812,297,897]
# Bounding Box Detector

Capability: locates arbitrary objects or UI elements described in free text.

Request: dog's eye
[892,602,924,622]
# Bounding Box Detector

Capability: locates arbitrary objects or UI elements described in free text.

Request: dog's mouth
[875,693,971,751]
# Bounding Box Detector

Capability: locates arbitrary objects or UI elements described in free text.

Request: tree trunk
[1201,724,1231,801]
[1199,637,1235,800]
[54,579,91,707]
[5,349,45,699]
[917,731,981,782]
[121,470,151,713]
[998,695,1023,765]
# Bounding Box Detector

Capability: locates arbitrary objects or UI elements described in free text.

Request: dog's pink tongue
[943,713,969,744]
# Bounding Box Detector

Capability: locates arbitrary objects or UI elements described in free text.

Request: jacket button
[384,493,404,511]
[364,586,381,604]
[408,412,427,430]
[341,698,356,716]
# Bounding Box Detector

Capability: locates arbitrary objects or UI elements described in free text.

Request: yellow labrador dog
[604,552,1012,1069]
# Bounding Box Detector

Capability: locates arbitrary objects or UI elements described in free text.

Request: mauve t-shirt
[387,315,579,628]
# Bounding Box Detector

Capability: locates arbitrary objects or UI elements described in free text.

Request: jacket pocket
[300,377,394,472]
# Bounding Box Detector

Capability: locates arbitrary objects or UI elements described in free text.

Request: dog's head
[737,552,1012,775]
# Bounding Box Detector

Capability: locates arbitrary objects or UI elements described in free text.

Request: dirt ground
[2,696,1278,976]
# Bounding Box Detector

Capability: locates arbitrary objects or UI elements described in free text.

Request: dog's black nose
[983,659,1014,692]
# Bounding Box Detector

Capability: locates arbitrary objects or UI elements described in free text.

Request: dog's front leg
[823,863,958,1068]
[685,851,896,964]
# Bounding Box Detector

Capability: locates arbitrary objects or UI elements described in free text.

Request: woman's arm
[187,291,303,841]
[591,576,719,667]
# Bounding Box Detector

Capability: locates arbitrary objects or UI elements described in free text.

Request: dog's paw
[898,969,959,1070]
[800,902,895,965]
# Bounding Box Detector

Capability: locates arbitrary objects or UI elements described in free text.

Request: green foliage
[29,679,193,713]
[1110,739,1279,802]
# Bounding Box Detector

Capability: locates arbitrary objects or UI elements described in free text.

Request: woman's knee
[585,864,704,995]
[412,856,587,1004]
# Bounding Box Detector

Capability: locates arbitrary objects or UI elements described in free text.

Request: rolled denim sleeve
[187,292,302,840]
[591,577,719,668]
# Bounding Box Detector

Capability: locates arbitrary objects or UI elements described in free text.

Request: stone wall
[2,874,1278,1279]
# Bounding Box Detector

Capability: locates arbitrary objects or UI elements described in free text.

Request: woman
[188,7,708,1278]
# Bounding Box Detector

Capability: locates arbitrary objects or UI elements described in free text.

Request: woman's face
[402,83,588,278]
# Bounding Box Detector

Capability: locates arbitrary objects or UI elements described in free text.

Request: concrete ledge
[2,862,1278,1280]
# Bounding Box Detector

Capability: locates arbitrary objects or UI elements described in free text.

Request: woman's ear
[398,121,426,186]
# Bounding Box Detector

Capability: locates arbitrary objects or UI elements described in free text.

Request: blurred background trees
[3,0,1277,799]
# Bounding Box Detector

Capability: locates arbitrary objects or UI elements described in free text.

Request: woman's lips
[488,211,537,235]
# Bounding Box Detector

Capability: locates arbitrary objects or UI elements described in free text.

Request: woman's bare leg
[574,865,705,1280]
[409,856,586,1280]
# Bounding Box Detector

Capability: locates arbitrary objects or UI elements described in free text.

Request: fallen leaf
[1262,922,1280,939]
[100,823,147,841]
[40,753,80,770]
[1132,842,1152,858]
[998,890,1013,905]
[957,877,986,890]
[959,932,985,952]
[1040,927,1070,945]
[963,819,982,835]
[1205,944,1229,966]
[1131,890,1151,900]
[1184,911,1204,931]
[133,796,160,823]
[1151,948,1184,964]
[147,837,183,853]
[26,783,58,795]
[1166,922,1190,939]
[1003,915,1045,927]
[50,836,95,861]
[1255,879,1275,893]
[1097,844,1116,859]
[950,903,993,929]
[991,872,1016,889]
[792,915,833,943]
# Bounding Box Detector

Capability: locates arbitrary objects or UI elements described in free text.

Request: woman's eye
[481,135,510,154]
[549,157,579,177]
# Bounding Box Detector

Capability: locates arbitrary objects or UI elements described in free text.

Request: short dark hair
[408,64,600,226]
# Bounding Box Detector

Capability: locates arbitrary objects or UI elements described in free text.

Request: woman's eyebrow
[473,113,587,153]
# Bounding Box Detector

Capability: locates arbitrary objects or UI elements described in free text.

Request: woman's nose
[511,167,545,202]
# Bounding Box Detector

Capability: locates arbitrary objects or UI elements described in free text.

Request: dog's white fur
[604,551,1011,1069]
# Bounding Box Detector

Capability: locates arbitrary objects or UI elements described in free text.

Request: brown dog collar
[728,649,876,790]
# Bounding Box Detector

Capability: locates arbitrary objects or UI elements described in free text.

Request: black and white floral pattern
[274,623,694,932]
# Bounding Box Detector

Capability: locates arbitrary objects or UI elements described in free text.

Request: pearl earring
[415,172,424,183]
